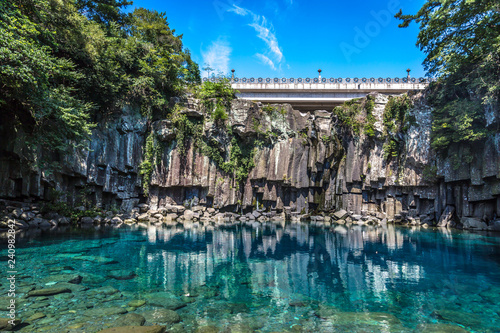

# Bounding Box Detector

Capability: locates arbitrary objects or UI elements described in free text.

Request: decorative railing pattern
[203,77,432,84]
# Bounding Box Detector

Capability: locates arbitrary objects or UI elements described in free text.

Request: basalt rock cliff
[1,93,499,230]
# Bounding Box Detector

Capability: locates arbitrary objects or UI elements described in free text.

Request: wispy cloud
[201,39,232,77]
[249,17,283,63]
[256,53,276,70]
[229,5,284,71]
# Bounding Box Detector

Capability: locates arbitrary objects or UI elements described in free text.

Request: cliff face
[0,106,147,211]
[1,93,499,230]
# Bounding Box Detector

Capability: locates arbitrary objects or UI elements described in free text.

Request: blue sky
[129,0,427,79]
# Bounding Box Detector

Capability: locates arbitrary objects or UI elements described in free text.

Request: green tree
[0,0,201,172]
[75,0,132,27]
[0,0,94,158]
[396,0,500,151]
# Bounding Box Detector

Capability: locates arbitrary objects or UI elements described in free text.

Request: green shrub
[430,99,487,152]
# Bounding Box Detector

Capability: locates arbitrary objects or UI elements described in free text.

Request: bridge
[207,70,431,111]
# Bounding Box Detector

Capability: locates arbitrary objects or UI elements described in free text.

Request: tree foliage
[396,0,500,152]
[0,0,201,165]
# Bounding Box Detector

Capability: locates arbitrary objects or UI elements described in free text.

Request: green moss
[333,99,362,135]
[170,107,204,156]
[422,164,438,182]
[381,94,414,161]
[139,131,163,196]
[383,139,399,160]
[383,94,413,136]
[262,104,277,114]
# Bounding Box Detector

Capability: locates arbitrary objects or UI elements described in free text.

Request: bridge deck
[227,78,429,111]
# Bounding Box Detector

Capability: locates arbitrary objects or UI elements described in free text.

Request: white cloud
[256,53,276,70]
[249,17,283,63]
[201,39,232,77]
[228,5,250,16]
[228,5,284,69]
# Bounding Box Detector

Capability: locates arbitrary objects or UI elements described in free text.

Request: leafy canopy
[396,0,500,152]
[0,0,201,166]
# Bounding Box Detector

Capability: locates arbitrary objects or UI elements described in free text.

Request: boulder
[437,205,456,228]
[12,219,29,229]
[488,220,500,231]
[11,208,23,218]
[460,217,488,230]
[184,210,194,220]
[57,217,71,225]
[333,209,348,220]
[110,216,123,224]
[252,211,261,218]
[39,220,52,228]
[80,217,94,224]
[138,204,149,213]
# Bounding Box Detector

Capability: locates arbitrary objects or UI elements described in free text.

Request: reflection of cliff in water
[134,222,500,309]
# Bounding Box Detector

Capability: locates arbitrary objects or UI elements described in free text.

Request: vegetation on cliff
[397,0,499,154]
[332,95,377,137]
[0,0,200,165]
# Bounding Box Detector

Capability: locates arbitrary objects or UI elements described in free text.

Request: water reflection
[2,221,500,331]
[100,221,500,314]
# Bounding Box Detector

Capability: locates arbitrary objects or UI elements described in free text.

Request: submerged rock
[73,255,117,264]
[26,312,46,321]
[112,313,146,326]
[88,286,120,296]
[195,325,219,333]
[128,300,146,308]
[433,309,482,328]
[98,326,166,333]
[144,292,187,310]
[107,270,137,280]
[326,311,402,327]
[28,287,71,296]
[83,306,127,317]
[0,318,21,331]
[416,323,470,333]
[41,273,82,285]
[141,308,181,324]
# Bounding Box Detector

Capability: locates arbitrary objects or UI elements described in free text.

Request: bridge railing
[203,77,433,84]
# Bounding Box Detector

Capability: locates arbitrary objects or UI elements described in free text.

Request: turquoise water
[2,222,500,332]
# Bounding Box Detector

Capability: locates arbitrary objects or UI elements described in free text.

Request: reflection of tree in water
[98,221,500,317]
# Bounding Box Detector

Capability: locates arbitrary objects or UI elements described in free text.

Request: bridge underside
[236,92,371,111]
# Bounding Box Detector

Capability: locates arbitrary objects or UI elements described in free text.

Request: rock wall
[1,92,499,230]
[0,106,147,211]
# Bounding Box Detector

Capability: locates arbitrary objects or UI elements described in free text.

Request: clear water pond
[2,222,500,332]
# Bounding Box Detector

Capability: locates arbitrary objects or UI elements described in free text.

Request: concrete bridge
[205,70,431,111]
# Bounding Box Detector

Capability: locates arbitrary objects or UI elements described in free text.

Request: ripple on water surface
[1,222,500,332]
